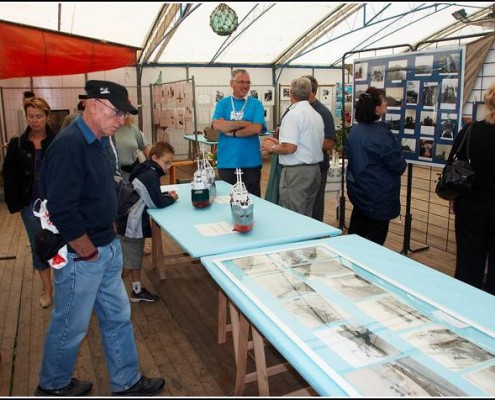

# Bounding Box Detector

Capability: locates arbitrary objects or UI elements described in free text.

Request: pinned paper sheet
[214,195,231,204]
[161,184,177,193]
[194,221,237,236]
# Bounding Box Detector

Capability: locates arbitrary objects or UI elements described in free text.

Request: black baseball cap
[84,80,138,115]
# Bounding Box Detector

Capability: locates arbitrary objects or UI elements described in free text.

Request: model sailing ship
[230,168,254,232]
[191,148,216,208]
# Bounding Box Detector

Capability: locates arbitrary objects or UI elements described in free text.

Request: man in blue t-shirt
[212,68,267,196]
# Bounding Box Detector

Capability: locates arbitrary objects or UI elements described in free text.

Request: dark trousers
[348,206,390,246]
[454,195,495,294]
[312,165,328,222]
[218,167,261,197]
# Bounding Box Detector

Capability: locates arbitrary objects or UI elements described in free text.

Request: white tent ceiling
[0,2,494,69]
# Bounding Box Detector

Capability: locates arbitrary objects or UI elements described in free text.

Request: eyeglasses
[233,80,251,86]
[26,114,46,120]
[96,99,128,119]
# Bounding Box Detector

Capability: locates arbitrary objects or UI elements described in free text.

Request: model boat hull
[191,182,216,208]
[231,203,254,232]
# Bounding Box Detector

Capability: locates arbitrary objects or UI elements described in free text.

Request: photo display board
[151,79,195,157]
[353,47,464,167]
[204,239,495,396]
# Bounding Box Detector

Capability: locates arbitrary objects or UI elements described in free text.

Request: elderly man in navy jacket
[35,80,165,397]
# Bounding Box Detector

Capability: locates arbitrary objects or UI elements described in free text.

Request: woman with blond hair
[451,84,495,295]
[3,96,55,307]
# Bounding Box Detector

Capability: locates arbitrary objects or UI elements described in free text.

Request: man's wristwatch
[233,130,237,138]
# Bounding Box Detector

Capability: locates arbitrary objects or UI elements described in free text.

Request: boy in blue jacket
[117,141,178,302]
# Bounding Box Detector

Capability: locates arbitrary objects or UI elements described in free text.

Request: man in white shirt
[261,77,324,216]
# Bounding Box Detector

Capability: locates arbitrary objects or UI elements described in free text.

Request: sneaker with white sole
[130,287,159,303]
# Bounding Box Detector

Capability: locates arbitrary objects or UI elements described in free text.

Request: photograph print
[345,356,468,397]
[319,86,332,104]
[356,295,430,331]
[438,53,459,74]
[354,62,368,81]
[465,364,495,396]
[414,54,434,76]
[406,80,420,105]
[371,65,385,88]
[401,138,417,154]
[418,138,434,160]
[251,270,315,299]
[440,113,457,140]
[280,293,350,328]
[315,323,400,368]
[420,110,436,135]
[262,88,274,105]
[440,78,458,110]
[387,59,407,82]
[404,109,416,134]
[385,113,401,133]
[385,87,404,109]
[322,272,386,300]
[293,257,353,280]
[422,82,438,108]
[434,143,452,162]
[281,85,291,101]
[402,325,495,371]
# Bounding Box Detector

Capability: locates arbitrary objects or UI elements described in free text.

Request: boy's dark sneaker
[130,287,159,303]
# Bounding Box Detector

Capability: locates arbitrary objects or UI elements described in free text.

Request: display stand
[400,163,429,255]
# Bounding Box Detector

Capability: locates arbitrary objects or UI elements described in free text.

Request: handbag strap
[450,121,475,162]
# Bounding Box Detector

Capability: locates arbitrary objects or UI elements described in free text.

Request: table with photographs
[201,234,495,397]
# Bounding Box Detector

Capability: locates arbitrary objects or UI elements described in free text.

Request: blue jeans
[20,202,49,271]
[38,238,141,392]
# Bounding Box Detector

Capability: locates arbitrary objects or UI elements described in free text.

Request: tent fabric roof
[0,20,137,79]
[0,2,494,74]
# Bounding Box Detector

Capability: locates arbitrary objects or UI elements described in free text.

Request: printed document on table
[194,221,237,236]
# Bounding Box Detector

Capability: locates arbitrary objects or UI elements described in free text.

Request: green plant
[334,126,350,155]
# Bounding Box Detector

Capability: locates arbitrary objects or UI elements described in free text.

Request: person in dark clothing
[450,84,495,295]
[346,87,407,245]
[117,141,178,302]
[35,80,165,397]
[3,96,55,308]
[303,75,336,222]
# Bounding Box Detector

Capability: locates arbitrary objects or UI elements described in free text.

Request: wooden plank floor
[0,154,457,396]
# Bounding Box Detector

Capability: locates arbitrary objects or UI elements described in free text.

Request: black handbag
[35,228,65,261]
[435,122,476,201]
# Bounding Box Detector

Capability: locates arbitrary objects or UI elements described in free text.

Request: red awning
[0,20,137,79]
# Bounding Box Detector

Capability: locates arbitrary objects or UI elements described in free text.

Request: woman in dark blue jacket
[346,87,407,245]
[3,96,56,307]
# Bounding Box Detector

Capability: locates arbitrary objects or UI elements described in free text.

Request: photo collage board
[353,47,464,167]
[151,79,195,158]
[209,240,495,397]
